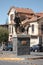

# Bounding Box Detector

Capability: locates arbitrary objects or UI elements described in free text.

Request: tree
[0,27,9,44]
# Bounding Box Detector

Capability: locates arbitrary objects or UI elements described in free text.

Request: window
[41,25,43,31]
[32,24,34,33]
[39,36,42,44]
[41,24,43,33]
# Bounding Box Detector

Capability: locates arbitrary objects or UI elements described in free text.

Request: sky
[0,0,43,24]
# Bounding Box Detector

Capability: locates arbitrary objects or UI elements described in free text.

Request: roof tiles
[8,6,34,15]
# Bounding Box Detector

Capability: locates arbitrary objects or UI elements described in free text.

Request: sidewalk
[0,51,43,61]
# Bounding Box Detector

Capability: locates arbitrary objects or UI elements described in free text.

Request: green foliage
[0,27,9,43]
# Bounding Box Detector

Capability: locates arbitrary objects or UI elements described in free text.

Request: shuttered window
[32,24,34,33]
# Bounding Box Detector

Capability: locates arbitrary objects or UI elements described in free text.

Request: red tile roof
[21,16,43,25]
[36,13,43,17]
[21,16,37,25]
[8,6,34,15]
[16,8,34,14]
[8,6,43,24]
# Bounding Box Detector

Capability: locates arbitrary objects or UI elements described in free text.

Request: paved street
[0,59,43,65]
[21,59,43,65]
[0,60,27,65]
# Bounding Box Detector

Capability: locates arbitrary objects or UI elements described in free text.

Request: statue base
[13,34,30,55]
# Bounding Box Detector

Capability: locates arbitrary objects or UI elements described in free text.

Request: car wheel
[35,49,37,52]
[33,50,35,52]
[8,49,11,51]
[9,48,12,51]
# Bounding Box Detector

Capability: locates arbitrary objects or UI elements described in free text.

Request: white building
[8,6,43,47]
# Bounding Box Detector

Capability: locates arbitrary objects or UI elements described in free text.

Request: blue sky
[0,0,43,24]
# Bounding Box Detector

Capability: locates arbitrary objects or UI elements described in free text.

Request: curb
[26,57,43,60]
[0,58,25,61]
[0,57,43,61]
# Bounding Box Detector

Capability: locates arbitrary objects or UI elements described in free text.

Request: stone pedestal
[13,34,30,55]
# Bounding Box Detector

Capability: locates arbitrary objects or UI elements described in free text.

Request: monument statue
[14,14,29,34]
[14,15,21,33]
[10,12,27,34]
[13,13,30,55]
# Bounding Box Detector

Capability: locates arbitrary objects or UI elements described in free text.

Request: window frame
[32,24,34,33]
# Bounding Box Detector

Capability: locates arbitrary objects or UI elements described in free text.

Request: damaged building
[7,6,43,48]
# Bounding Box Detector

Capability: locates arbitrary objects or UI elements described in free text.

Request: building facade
[8,6,34,42]
[7,6,43,47]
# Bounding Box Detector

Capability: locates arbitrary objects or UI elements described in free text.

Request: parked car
[3,44,13,51]
[42,46,43,52]
[30,47,33,51]
[0,46,2,51]
[30,45,40,52]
